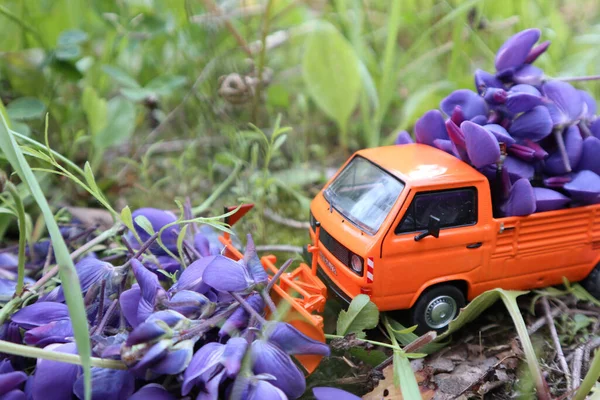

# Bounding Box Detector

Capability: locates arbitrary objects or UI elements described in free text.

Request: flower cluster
[397,28,600,216]
[0,208,359,399]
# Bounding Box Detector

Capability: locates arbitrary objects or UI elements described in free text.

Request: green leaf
[121,88,154,102]
[393,351,422,399]
[94,97,136,150]
[145,75,187,95]
[102,65,140,89]
[58,29,88,46]
[302,22,361,134]
[120,206,135,232]
[336,294,379,338]
[82,87,108,136]
[134,215,155,236]
[6,98,46,121]
[55,45,80,61]
[272,134,287,152]
[0,207,15,215]
[82,162,100,194]
[573,314,592,332]
[0,108,92,399]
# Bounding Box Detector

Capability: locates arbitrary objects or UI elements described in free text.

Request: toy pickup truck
[306,143,600,333]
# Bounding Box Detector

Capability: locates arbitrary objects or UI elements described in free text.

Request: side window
[396,188,477,234]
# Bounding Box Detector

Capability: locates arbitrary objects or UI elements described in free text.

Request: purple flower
[167,290,213,318]
[243,235,268,287]
[474,69,503,94]
[144,255,181,280]
[11,302,70,330]
[542,80,584,126]
[484,123,514,146]
[564,170,600,204]
[132,259,167,324]
[533,187,570,212]
[506,89,543,113]
[414,110,448,146]
[119,284,142,328]
[505,156,535,182]
[129,384,175,400]
[313,387,361,400]
[483,88,507,105]
[461,121,500,168]
[509,105,553,141]
[202,255,253,293]
[394,130,414,145]
[580,90,597,121]
[440,89,488,121]
[245,380,287,400]
[55,257,119,302]
[0,253,18,272]
[495,28,540,74]
[544,125,583,175]
[219,293,265,338]
[578,136,600,175]
[24,319,73,346]
[432,139,454,154]
[512,64,544,86]
[265,322,330,356]
[525,40,550,64]
[502,179,536,216]
[32,342,81,400]
[250,340,305,399]
[169,257,212,294]
[125,208,180,254]
[0,361,27,400]
[72,368,135,400]
[445,119,468,161]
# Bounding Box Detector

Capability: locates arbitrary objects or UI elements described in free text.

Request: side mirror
[414,215,441,242]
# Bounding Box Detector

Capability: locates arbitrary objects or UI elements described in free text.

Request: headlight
[350,254,363,274]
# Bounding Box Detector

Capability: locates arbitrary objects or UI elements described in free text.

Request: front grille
[319,227,351,267]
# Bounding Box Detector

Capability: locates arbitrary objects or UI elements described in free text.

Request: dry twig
[542,297,572,390]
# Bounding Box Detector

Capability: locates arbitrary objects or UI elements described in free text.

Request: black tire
[582,264,600,300]
[410,284,465,335]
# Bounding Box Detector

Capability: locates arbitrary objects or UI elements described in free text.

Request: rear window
[396,187,477,234]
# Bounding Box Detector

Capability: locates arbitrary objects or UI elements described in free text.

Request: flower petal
[129,384,176,400]
[266,322,330,356]
[484,124,515,146]
[525,40,550,64]
[145,310,187,327]
[72,368,135,400]
[0,372,27,395]
[440,90,488,120]
[32,342,81,400]
[0,389,26,400]
[218,294,264,338]
[250,340,305,399]
[24,319,73,347]
[461,121,500,168]
[543,175,572,189]
[474,69,503,94]
[181,343,225,395]
[483,88,507,105]
[508,105,553,141]
[132,259,166,323]
[507,143,537,162]
[128,340,169,375]
[55,257,115,302]
[313,387,361,400]
[0,253,18,272]
[151,340,194,375]
[502,179,536,216]
[129,208,180,253]
[394,131,414,145]
[168,290,212,318]
[533,188,570,212]
[542,80,584,126]
[564,170,600,204]
[119,284,141,328]
[495,28,540,72]
[544,125,583,175]
[512,64,544,86]
[580,90,597,121]
[243,235,268,286]
[505,156,535,182]
[222,337,248,377]
[414,110,448,146]
[11,302,69,330]
[248,381,287,400]
[170,257,212,294]
[578,136,600,175]
[506,91,543,114]
[202,255,252,293]
[510,84,541,96]
[125,321,167,347]
[432,139,454,154]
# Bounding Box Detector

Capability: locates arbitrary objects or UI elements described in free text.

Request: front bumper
[317,264,352,306]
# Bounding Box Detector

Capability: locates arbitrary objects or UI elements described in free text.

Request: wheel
[582,264,600,299]
[410,285,465,334]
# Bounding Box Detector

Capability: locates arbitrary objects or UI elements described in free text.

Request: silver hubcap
[425,295,457,329]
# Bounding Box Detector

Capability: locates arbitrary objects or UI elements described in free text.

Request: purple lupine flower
[202,255,253,293]
[11,302,70,330]
[474,69,503,94]
[313,387,361,400]
[461,121,500,168]
[129,384,176,400]
[246,380,287,400]
[506,89,544,113]
[543,80,584,126]
[483,88,507,105]
[132,259,167,324]
[0,253,18,273]
[495,28,540,75]
[394,130,414,145]
[470,114,488,125]
[0,360,27,400]
[24,319,73,346]
[432,139,454,154]
[120,283,142,328]
[250,339,306,399]
[144,255,181,280]
[124,208,180,254]
[511,64,544,86]
[72,368,135,400]
[167,290,213,318]
[169,257,212,294]
[484,124,515,146]
[219,293,265,338]
[445,119,469,161]
[544,125,583,175]
[564,170,600,204]
[502,178,536,216]
[55,257,120,302]
[509,105,553,141]
[544,175,572,189]
[580,90,597,121]
[578,136,600,175]
[243,235,268,287]
[32,342,81,400]
[525,40,550,64]
[414,110,448,146]
[533,188,570,212]
[450,105,466,125]
[440,89,488,120]
[505,156,535,182]
[264,322,330,356]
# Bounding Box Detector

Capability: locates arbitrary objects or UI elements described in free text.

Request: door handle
[466,242,482,249]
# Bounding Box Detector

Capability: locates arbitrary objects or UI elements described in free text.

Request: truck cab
[310,143,600,332]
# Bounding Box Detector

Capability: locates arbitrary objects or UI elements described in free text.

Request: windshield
[324,156,405,234]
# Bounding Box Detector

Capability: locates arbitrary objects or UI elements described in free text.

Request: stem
[121,232,159,269]
[573,348,600,400]
[554,74,600,82]
[179,303,238,340]
[192,162,243,216]
[93,299,118,336]
[553,128,571,173]
[260,289,278,316]
[265,258,293,292]
[6,182,26,296]
[230,292,267,325]
[324,333,397,350]
[251,0,275,124]
[0,340,126,369]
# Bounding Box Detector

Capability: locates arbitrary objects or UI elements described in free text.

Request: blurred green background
[1,0,600,246]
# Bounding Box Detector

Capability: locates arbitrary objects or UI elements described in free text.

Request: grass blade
[0,111,93,400]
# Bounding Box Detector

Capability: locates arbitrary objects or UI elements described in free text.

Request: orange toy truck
[306,143,600,333]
